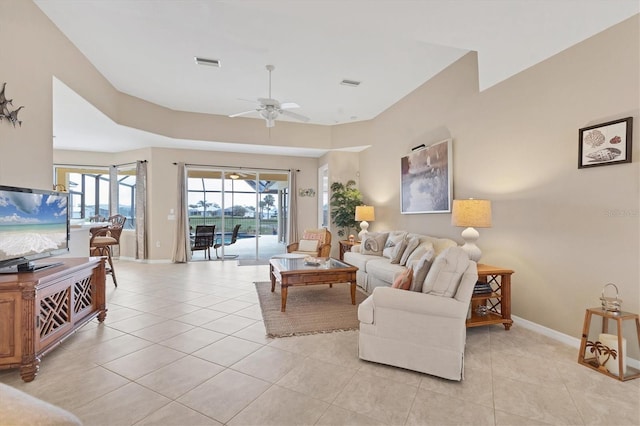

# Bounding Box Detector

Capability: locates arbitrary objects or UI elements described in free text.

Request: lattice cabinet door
[35,278,74,352]
[72,271,97,322]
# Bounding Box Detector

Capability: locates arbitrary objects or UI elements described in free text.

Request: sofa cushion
[392,267,413,290]
[406,233,458,256]
[422,247,471,297]
[409,248,435,292]
[405,241,435,266]
[389,239,407,264]
[298,239,319,252]
[361,232,388,256]
[400,236,420,265]
[291,250,320,257]
[382,231,407,258]
[366,259,407,285]
[343,251,379,272]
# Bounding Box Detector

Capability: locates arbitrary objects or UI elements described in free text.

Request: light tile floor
[1,260,639,426]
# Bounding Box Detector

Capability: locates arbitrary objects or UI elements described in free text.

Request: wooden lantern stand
[578,307,640,381]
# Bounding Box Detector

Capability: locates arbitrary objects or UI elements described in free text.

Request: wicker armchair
[287,228,332,258]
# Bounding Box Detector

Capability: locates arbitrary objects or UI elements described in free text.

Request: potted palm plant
[330,180,363,238]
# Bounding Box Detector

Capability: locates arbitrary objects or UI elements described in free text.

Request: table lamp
[451,199,492,261]
[355,205,375,240]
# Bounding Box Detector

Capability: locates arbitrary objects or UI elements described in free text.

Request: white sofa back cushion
[422,247,472,297]
[406,233,458,256]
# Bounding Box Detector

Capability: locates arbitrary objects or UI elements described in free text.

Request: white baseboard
[513,315,640,370]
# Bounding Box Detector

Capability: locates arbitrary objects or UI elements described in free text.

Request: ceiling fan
[229,65,310,128]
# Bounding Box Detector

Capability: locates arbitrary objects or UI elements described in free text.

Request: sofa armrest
[358,295,374,324]
[371,287,468,319]
[286,242,299,253]
[350,244,361,253]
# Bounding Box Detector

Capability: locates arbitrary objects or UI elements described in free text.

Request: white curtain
[172,162,191,263]
[135,160,147,260]
[287,169,299,244]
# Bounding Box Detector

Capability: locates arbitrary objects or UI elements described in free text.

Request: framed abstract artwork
[578,117,633,169]
[400,138,452,214]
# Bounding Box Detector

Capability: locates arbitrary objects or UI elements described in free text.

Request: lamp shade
[355,205,375,222]
[451,199,492,228]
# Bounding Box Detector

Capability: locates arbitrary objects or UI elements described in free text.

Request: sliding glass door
[187,168,289,260]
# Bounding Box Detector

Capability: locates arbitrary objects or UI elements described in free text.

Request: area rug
[254,281,368,338]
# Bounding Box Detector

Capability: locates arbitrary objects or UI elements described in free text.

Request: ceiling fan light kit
[228,65,310,128]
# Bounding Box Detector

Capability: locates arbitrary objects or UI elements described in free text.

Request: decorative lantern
[600,283,622,313]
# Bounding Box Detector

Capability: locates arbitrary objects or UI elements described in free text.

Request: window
[318,164,329,228]
[54,165,136,229]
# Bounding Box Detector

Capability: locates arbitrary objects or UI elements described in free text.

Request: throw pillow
[382,231,407,258]
[422,247,471,297]
[360,232,388,256]
[405,242,434,266]
[400,236,420,265]
[389,239,408,264]
[297,239,319,252]
[392,267,413,290]
[409,248,435,292]
[302,229,326,242]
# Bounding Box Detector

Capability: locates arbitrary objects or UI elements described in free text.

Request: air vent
[194,57,221,67]
[340,79,361,87]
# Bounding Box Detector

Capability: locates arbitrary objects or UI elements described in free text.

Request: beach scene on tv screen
[0,190,68,260]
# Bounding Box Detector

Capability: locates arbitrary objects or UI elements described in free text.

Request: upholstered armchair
[287,228,332,257]
[358,247,478,381]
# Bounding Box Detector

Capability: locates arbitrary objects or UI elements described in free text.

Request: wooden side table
[339,240,358,261]
[577,308,640,381]
[467,264,514,330]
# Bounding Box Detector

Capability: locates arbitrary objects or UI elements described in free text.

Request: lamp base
[358,220,370,241]
[460,227,482,262]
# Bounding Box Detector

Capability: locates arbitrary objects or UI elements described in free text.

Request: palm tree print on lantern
[585,340,618,372]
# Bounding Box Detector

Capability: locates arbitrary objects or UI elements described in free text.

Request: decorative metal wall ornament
[0,83,24,127]
[298,188,316,197]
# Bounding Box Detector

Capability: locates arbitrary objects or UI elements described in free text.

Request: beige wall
[2,1,638,352]
[334,16,639,350]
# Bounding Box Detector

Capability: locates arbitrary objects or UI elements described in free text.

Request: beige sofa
[0,382,82,425]
[358,246,478,380]
[343,231,458,293]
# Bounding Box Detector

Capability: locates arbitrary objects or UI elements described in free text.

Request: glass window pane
[98,177,109,218]
[83,175,96,217]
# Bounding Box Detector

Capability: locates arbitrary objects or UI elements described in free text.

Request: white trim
[513,315,640,370]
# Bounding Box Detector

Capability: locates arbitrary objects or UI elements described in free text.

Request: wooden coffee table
[269,257,358,312]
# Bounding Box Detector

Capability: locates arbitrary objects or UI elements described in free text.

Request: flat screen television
[0,185,69,273]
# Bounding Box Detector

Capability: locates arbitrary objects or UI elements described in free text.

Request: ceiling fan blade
[229,109,258,118]
[280,109,310,123]
[280,102,300,110]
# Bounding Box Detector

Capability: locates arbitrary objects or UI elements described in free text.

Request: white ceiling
[36,0,639,156]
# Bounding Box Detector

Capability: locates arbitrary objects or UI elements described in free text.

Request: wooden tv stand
[0,257,107,382]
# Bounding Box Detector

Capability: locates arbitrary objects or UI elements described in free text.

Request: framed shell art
[578,117,633,169]
[400,138,453,214]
